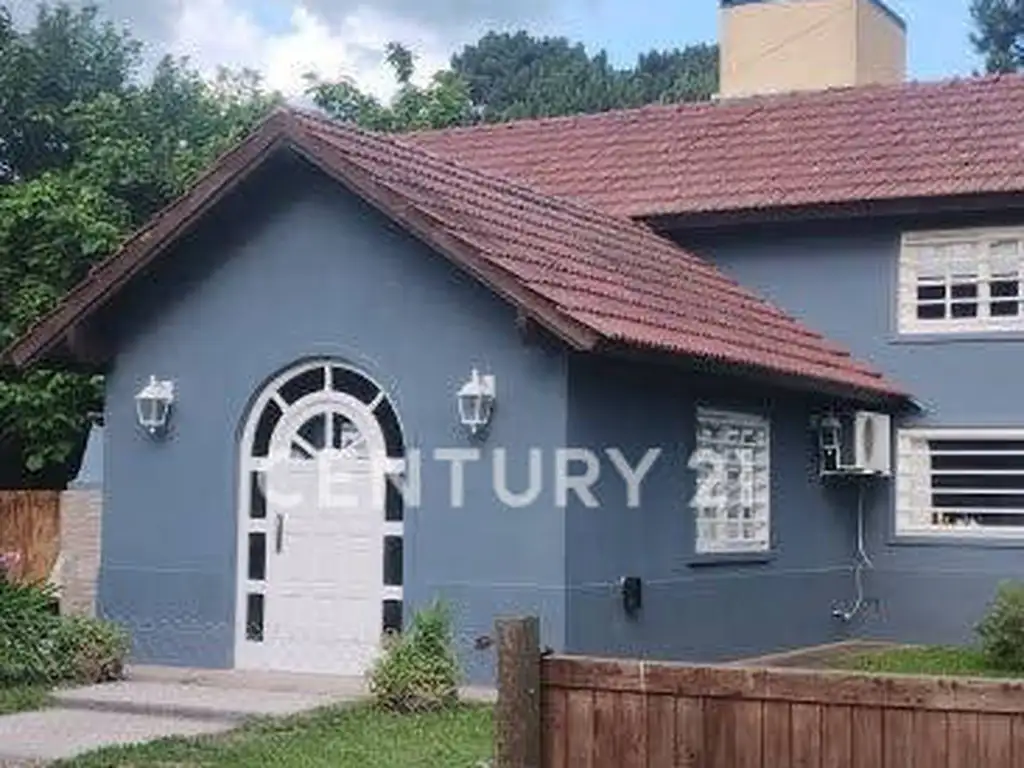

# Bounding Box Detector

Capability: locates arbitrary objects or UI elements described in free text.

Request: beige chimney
[719,0,907,98]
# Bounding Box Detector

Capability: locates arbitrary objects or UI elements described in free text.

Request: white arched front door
[235,361,405,675]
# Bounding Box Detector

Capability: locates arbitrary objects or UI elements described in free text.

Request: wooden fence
[494,617,1024,768]
[0,491,61,582]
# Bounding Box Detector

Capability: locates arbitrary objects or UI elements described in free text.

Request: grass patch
[830,645,1024,678]
[55,702,493,768]
[0,684,49,714]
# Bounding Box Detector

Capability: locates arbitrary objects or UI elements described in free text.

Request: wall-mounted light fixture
[818,413,842,474]
[135,375,175,436]
[456,368,495,435]
[620,576,642,618]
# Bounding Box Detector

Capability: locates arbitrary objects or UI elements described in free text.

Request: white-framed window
[897,427,1024,538]
[691,408,771,554]
[899,227,1024,334]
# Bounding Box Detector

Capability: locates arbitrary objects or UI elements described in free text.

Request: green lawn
[0,685,50,714]
[830,644,1024,678]
[56,703,494,768]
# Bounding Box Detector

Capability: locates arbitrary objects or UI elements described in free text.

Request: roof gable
[2,108,905,402]
[409,74,1024,221]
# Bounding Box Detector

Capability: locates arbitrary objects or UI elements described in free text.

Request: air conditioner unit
[818,411,891,477]
[853,411,891,475]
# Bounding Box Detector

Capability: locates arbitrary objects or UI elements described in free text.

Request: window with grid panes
[899,229,1024,333]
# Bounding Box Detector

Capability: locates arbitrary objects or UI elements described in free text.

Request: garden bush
[0,578,62,684]
[976,580,1024,672]
[52,615,129,684]
[368,600,460,712]
[0,577,127,685]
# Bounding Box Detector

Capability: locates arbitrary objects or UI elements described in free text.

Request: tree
[971,0,1024,73]
[310,31,718,131]
[0,3,278,484]
[0,3,141,182]
[632,45,718,105]
[450,31,718,122]
[450,32,611,120]
[385,41,415,86]
[305,43,475,131]
[68,58,276,223]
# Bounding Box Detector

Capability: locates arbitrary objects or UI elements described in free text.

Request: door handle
[275,513,284,554]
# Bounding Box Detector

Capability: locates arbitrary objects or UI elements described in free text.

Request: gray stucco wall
[97,154,567,681]
[680,211,1024,648]
[564,355,870,662]
[69,425,103,490]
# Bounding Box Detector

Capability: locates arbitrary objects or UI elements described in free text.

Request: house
[3,0,1020,682]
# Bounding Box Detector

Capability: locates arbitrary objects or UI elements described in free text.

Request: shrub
[0,578,62,685]
[52,616,129,684]
[369,600,460,712]
[976,580,1024,671]
[0,577,127,686]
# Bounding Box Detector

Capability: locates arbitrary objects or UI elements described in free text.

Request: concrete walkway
[0,666,368,765]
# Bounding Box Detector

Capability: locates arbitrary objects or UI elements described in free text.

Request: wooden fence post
[495,616,542,768]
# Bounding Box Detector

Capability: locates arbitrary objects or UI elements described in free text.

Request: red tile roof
[409,74,1024,219]
[2,108,905,401]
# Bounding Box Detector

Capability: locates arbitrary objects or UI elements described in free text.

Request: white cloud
[169,0,452,102]
[9,0,487,101]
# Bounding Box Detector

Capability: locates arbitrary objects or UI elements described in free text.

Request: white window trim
[693,407,771,555]
[899,226,1024,335]
[896,426,1024,539]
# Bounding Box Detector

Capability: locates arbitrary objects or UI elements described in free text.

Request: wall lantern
[818,414,842,474]
[135,376,175,436]
[456,368,496,435]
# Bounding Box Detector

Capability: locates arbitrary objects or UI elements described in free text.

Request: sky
[7,0,983,101]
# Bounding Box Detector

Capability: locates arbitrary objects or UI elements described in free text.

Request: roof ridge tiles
[409,72,1024,140]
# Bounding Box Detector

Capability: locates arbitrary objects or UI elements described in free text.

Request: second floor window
[899,228,1024,334]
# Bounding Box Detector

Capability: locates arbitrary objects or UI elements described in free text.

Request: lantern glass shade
[135,376,175,435]
[456,369,495,434]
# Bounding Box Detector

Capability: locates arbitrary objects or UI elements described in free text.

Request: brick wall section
[57,489,102,617]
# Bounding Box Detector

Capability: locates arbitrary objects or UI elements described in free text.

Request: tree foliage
[450,32,718,121]
[308,32,718,129]
[0,3,140,182]
[0,3,277,484]
[971,0,1024,72]
[305,43,475,132]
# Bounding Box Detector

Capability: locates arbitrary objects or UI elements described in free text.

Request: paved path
[729,639,903,668]
[0,667,367,765]
[0,709,233,766]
